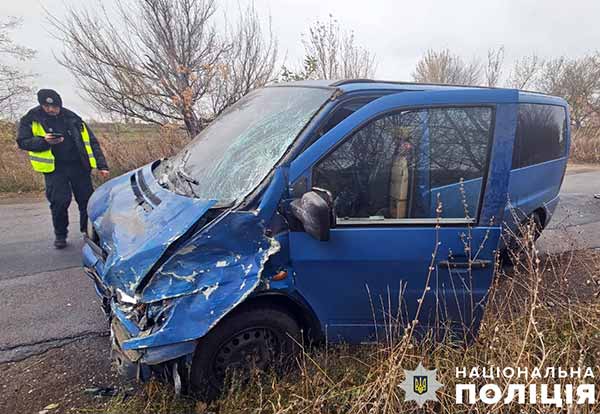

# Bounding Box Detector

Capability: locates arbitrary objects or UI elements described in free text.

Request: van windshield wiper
[175,150,200,197]
[176,167,199,186]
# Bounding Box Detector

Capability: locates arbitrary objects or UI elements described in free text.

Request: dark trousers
[44,162,94,238]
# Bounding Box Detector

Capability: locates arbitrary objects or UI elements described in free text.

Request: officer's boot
[54,235,67,249]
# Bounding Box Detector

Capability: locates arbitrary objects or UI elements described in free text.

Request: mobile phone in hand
[45,133,64,144]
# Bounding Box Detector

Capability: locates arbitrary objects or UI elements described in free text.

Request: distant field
[1,120,599,193]
[0,121,186,193]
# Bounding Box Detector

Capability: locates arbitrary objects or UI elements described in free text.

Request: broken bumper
[82,242,196,381]
[109,312,196,382]
[81,208,280,385]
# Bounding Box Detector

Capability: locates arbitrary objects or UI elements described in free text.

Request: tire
[190,306,301,399]
[529,212,543,241]
[500,211,543,267]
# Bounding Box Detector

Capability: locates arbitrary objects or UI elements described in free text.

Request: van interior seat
[389,142,411,219]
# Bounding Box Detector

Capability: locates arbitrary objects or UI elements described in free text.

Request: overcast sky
[3,0,600,118]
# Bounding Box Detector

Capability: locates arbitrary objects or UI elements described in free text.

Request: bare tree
[412,49,481,85]
[280,56,318,82]
[282,14,376,81]
[207,3,277,117]
[507,54,541,89]
[52,0,277,137]
[0,17,35,118]
[336,27,376,79]
[484,46,504,87]
[537,54,600,128]
[536,57,567,95]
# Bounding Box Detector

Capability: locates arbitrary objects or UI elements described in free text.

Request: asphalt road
[0,200,107,362]
[1,167,599,363]
[537,167,600,253]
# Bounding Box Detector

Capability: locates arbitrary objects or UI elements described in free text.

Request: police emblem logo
[399,362,443,407]
[46,97,54,104]
[413,375,428,395]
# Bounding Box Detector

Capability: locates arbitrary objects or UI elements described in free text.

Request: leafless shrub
[570,126,600,163]
[484,47,505,87]
[412,48,482,85]
[537,54,600,129]
[0,17,36,119]
[508,54,541,90]
[207,3,278,117]
[50,0,277,137]
[281,14,377,81]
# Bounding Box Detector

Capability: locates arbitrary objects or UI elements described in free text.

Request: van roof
[273,79,567,106]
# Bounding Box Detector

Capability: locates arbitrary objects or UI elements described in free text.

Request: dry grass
[0,121,43,192]
[571,126,600,164]
[0,121,187,193]
[82,226,600,414]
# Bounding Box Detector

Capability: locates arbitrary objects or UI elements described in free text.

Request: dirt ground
[0,335,133,414]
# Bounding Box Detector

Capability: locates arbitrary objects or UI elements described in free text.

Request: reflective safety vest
[29,121,97,173]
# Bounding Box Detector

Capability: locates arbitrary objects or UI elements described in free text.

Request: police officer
[16,89,109,249]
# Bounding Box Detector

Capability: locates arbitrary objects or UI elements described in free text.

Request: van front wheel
[190,306,301,398]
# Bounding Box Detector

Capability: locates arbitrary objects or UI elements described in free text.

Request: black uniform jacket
[16,106,109,171]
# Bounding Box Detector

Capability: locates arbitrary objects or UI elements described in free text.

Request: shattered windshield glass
[156,86,332,203]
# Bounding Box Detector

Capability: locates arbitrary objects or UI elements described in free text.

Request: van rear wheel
[191,306,301,399]
[501,211,544,266]
[516,211,543,243]
[529,212,543,241]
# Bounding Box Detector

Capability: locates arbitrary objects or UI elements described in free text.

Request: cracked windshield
[156,86,332,203]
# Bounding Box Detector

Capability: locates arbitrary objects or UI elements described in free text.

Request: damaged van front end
[82,85,333,389]
[83,166,283,386]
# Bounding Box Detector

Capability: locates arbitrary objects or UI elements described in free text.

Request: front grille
[137,170,162,206]
[130,173,152,212]
[130,170,162,212]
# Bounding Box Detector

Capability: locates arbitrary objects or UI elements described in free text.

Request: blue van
[82,80,570,392]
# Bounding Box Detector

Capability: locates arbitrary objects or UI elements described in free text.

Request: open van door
[288,89,518,342]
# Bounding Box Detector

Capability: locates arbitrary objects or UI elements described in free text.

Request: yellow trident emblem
[400,362,442,407]
[413,376,428,395]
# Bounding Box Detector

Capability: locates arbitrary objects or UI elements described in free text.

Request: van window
[318,98,379,135]
[313,107,492,221]
[512,104,566,169]
[302,97,380,151]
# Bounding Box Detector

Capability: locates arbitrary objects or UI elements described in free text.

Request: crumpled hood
[120,168,289,350]
[87,163,216,294]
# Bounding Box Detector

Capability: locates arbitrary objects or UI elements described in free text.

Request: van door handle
[438,259,492,269]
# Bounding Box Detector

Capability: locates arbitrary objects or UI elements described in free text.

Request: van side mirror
[290,188,335,241]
